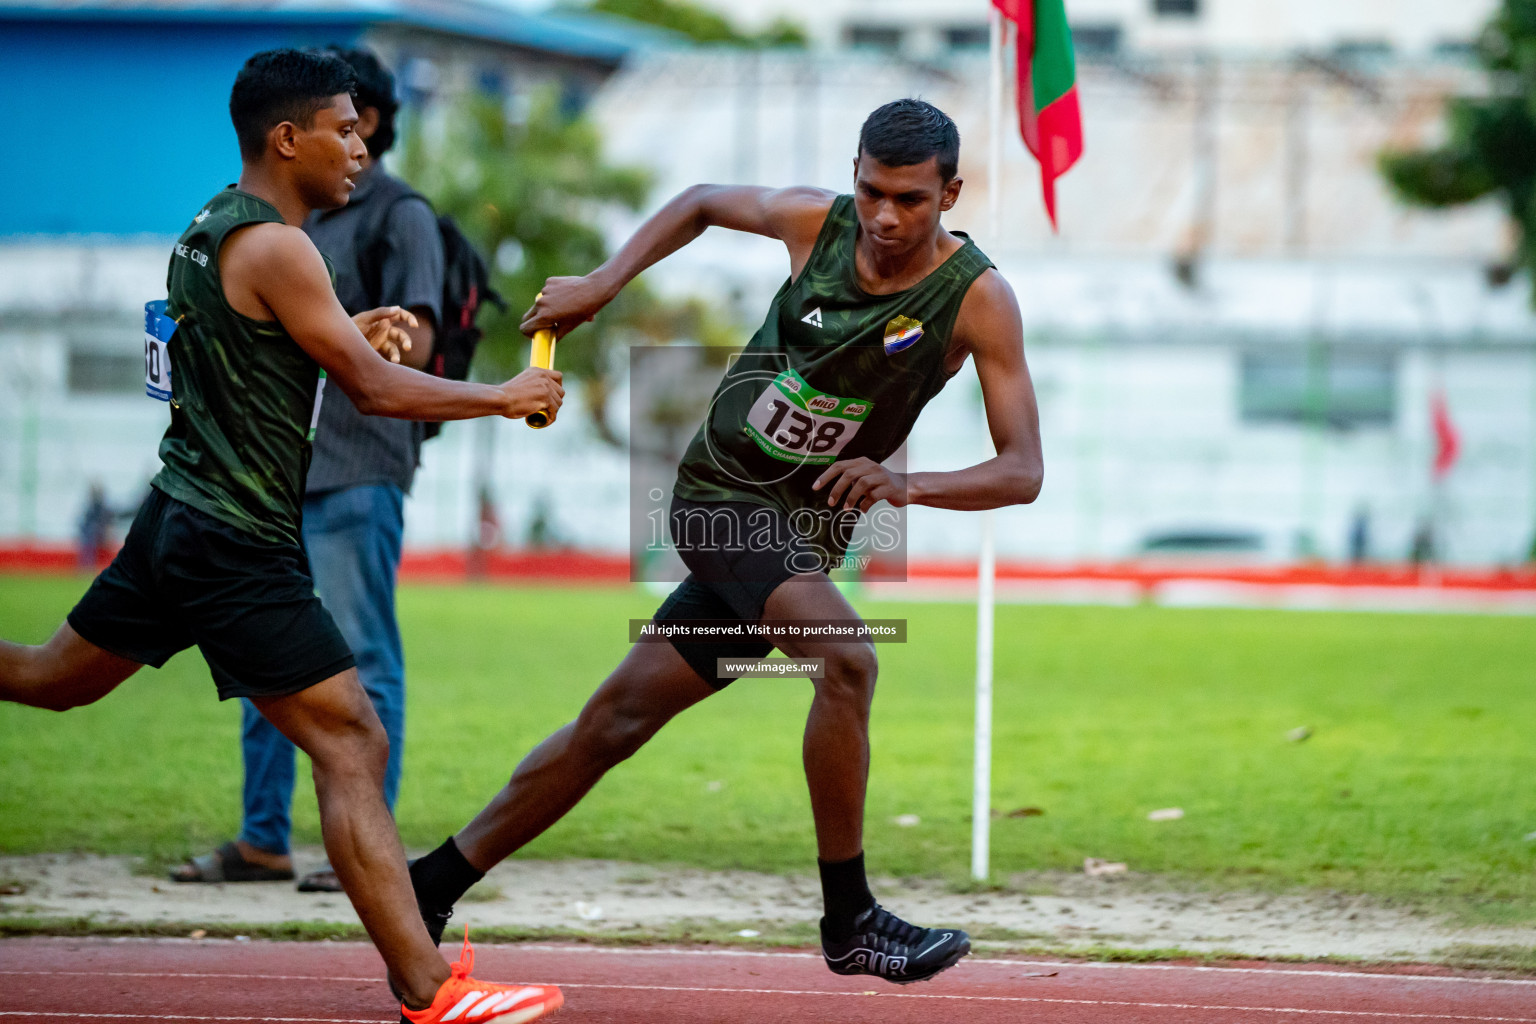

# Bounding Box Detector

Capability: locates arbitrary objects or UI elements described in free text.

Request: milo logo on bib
[744,368,874,466]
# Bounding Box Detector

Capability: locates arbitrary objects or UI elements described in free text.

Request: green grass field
[3,573,1535,920]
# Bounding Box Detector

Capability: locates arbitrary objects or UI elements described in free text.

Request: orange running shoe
[401,928,563,1024]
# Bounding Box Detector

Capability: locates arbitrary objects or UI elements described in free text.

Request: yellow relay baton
[525,293,556,429]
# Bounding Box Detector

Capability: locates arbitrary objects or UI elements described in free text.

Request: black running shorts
[67,487,355,701]
[654,496,838,689]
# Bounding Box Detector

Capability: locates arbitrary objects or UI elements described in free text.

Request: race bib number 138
[744,368,873,466]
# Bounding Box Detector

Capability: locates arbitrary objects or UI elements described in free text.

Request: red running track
[2,938,1535,1023]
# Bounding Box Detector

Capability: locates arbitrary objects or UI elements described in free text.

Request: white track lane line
[556,982,1536,1021]
[0,1015,388,1023]
[2,976,1533,1022]
[0,972,383,983]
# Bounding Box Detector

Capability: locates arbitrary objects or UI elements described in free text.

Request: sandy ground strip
[4,850,1534,962]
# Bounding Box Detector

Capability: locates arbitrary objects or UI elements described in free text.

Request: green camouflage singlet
[673,194,994,547]
[151,187,329,547]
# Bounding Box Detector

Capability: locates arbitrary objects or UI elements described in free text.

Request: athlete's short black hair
[324,45,399,159]
[858,99,961,183]
[229,48,357,162]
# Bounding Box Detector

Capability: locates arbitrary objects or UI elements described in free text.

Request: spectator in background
[172,46,444,891]
[1348,504,1371,564]
[76,483,114,571]
[1410,517,1437,565]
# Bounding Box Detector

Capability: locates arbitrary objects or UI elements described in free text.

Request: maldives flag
[993,0,1084,230]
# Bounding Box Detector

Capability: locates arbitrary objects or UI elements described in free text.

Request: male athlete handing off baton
[408,98,1044,985]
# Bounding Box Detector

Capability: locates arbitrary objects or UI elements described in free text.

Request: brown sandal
[169,841,294,883]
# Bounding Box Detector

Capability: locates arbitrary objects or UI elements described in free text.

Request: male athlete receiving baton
[409,99,1043,983]
[0,50,562,1024]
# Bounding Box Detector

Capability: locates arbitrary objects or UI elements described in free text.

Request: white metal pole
[972,505,997,881]
[973,3,1006,884]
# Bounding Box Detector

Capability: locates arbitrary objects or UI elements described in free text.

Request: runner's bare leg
[254,670,450,1009]
[0,623,141,710]
[764,573,876,862]
[455,642,715,868]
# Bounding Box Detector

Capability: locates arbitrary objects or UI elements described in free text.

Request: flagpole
[972,1,1006,885]
[988,5,1005,230]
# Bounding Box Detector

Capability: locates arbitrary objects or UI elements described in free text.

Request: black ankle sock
[818,851,875,941]
[409,837,484,910]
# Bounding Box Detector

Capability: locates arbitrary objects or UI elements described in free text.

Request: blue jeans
[238,483,406,855]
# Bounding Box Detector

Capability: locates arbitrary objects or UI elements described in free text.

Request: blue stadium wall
[0,16,366,237]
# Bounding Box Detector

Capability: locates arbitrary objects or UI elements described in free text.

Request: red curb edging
[5,543,1535,596]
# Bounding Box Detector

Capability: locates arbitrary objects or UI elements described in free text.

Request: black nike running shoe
[820,904,971,984]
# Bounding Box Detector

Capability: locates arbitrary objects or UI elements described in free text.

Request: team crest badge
[883,315,924,354]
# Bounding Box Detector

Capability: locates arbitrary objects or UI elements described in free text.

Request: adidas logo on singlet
[802,307,823,328]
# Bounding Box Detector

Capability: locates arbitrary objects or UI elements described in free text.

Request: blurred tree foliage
[570,0,807,48]
[402,88,737,444]
[1379,0,1536,301]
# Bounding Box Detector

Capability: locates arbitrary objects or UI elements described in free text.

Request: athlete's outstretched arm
[522,185,835,339]
[815,268,1044,512]
[219,223,563,424]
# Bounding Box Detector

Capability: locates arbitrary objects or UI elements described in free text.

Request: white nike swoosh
[915,932,954,957]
